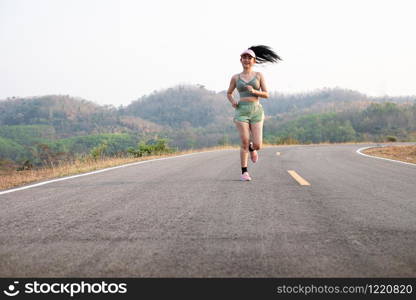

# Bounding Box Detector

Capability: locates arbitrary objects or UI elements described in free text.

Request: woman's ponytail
[248,45,282,64]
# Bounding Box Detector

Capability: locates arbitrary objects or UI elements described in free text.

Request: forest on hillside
[1,86,415,169]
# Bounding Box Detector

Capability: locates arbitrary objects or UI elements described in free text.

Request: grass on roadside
[362,145,416,164]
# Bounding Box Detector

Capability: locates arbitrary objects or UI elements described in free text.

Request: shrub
[127,138,174,157]
[385,136,397,142]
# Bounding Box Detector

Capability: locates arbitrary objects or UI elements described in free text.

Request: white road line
[356,146,416,167]
[0,149,235,196]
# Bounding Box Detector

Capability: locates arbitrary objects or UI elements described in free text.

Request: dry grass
[362,145,416,164]
[0,145,238,191]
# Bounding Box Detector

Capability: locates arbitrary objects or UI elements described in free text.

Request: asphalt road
[1,144,415,277]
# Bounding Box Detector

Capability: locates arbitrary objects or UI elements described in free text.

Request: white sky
[1,0,416,106]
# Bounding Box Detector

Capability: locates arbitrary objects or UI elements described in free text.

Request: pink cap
[240,49,256,58]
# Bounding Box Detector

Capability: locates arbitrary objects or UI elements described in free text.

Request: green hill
[124,85,233,128]
[1,87,415,166]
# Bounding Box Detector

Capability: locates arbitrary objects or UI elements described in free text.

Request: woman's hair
[248,45,282,64]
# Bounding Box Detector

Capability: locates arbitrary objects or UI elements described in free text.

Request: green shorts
[234,102,264,124]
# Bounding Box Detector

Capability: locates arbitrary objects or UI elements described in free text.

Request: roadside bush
[127,138,174,157]
[385,136,397,142]
[90,142,109,159]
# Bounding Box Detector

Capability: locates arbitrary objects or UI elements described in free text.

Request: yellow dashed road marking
[287,170,311,186]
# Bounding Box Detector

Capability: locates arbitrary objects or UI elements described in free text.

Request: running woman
[227,45,281,181]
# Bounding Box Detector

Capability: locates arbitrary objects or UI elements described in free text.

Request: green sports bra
[236,73,260,98]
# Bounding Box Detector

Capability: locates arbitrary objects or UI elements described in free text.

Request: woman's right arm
[227,75,238,108]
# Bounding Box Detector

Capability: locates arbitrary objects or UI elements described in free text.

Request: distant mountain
[123,85,233,128]
[263,88,416,118]
[124,86,416,127]
[0,95,162,137]
[0,95,163,164]
[1,86,415,165]
[3,88,414,131]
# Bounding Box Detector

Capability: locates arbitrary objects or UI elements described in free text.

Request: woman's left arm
[253,72,269,98]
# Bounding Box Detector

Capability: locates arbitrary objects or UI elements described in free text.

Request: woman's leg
[234,121,250,168]
[249,120,264,150]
